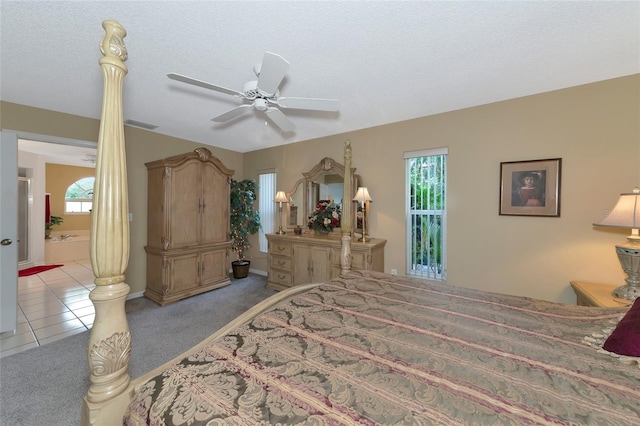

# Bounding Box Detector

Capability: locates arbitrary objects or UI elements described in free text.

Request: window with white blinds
[258,171,276,252]
[405,148,447,280]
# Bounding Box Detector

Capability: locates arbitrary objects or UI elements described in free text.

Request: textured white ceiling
[1,1,638,154]
[18,139,97,168]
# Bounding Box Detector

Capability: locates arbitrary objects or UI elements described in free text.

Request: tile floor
[0,259,95,359]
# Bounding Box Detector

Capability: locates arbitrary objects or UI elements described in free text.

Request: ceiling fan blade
[276,97,340,112]
[211,104,253,122]
[168,73,244,97]
[257,52,289,96]
[265,107,295,132]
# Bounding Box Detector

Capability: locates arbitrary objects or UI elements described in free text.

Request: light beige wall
[244,75,640,304]
[2,101,243,296]
[45,163,94,232]
[2,75,637,304]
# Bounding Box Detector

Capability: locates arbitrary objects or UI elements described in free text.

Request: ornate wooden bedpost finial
[341,140,353,274]
[82,20,132,425]
[100,19,128,64]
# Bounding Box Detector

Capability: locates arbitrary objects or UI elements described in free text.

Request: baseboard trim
[127,291,144,300]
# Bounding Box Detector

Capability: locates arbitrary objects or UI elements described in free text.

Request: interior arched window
[65,176,94,213]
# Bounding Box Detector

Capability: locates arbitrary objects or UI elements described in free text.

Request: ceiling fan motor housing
[243,80,279,103]
[254,98,268,111]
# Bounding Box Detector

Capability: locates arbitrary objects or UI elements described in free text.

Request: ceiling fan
[167,52,340,132]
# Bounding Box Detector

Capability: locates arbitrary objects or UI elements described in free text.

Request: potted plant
[229,179,261,279]
[45,215,63,239]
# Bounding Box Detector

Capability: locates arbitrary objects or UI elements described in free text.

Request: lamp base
[612,284,639,301]
[276,226,286,235]
[612,242,640,301]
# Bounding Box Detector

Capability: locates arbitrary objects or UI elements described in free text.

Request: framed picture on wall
[499,158,562,217]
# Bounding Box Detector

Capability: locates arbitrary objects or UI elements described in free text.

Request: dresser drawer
[269,255,292,272]
[270,241,292,257]
[269,269,292,286]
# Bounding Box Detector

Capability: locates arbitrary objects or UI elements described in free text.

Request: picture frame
[499,158,562,217]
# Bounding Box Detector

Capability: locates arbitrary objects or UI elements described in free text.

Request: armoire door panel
[201,162,229,243]
[200,249,227,286]
[169,163,200,247]
[170,254,199,293]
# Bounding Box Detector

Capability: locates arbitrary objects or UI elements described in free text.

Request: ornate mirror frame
[285,157,361,232]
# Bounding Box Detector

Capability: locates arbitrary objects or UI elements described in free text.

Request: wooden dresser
[144,148,234,305]
[266,233,386,291]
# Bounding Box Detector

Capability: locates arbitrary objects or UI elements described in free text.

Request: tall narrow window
[258,171,276,252]
[405,148,447,280]
[65,176,94,213]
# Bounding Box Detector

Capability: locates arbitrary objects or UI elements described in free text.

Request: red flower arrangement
[308,200,341,233]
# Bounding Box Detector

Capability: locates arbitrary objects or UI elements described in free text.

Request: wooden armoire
[144,147,234,305]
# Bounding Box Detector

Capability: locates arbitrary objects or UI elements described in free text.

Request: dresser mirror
[285,157,361,232]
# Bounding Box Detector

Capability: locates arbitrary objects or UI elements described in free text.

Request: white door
[1,131,18,332]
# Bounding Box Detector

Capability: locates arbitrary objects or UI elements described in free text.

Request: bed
[82,21,640,425]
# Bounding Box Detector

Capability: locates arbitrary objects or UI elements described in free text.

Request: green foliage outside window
[65,177,94,199]
[409,155,445,276]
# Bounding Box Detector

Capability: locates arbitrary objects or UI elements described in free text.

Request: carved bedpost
[341,140,353,274]
[82,20,131,424]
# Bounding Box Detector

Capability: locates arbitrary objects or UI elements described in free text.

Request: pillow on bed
[603,298,640,357]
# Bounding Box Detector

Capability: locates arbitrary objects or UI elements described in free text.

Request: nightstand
[570,281,631,307]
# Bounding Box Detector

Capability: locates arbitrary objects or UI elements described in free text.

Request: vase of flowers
[308,200,341,234]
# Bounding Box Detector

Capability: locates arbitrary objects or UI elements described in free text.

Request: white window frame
[64,176,94,214]
[258,171,277,253]
[404,147,447,280]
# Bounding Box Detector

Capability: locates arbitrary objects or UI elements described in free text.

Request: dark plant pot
[232,260,250,279]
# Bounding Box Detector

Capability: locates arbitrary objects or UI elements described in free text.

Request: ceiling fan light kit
[168,52,340,132]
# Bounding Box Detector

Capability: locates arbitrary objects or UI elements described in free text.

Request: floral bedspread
[125,270,640,425]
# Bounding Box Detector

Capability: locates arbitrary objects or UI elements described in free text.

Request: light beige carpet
[0,273,275,426]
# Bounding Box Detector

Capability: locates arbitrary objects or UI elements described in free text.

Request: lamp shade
[353,187,372,202]
[274,191,289,203]
[594,189,640,229]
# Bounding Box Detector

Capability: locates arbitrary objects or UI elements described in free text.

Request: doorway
[1,134,98,356]
[17,137,97,266]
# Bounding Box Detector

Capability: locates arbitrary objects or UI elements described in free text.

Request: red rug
[18,264,63,277]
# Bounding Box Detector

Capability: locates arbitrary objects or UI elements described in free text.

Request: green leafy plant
[45,215,63,239]
[229,179,261,261]
[45,215,64,230]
